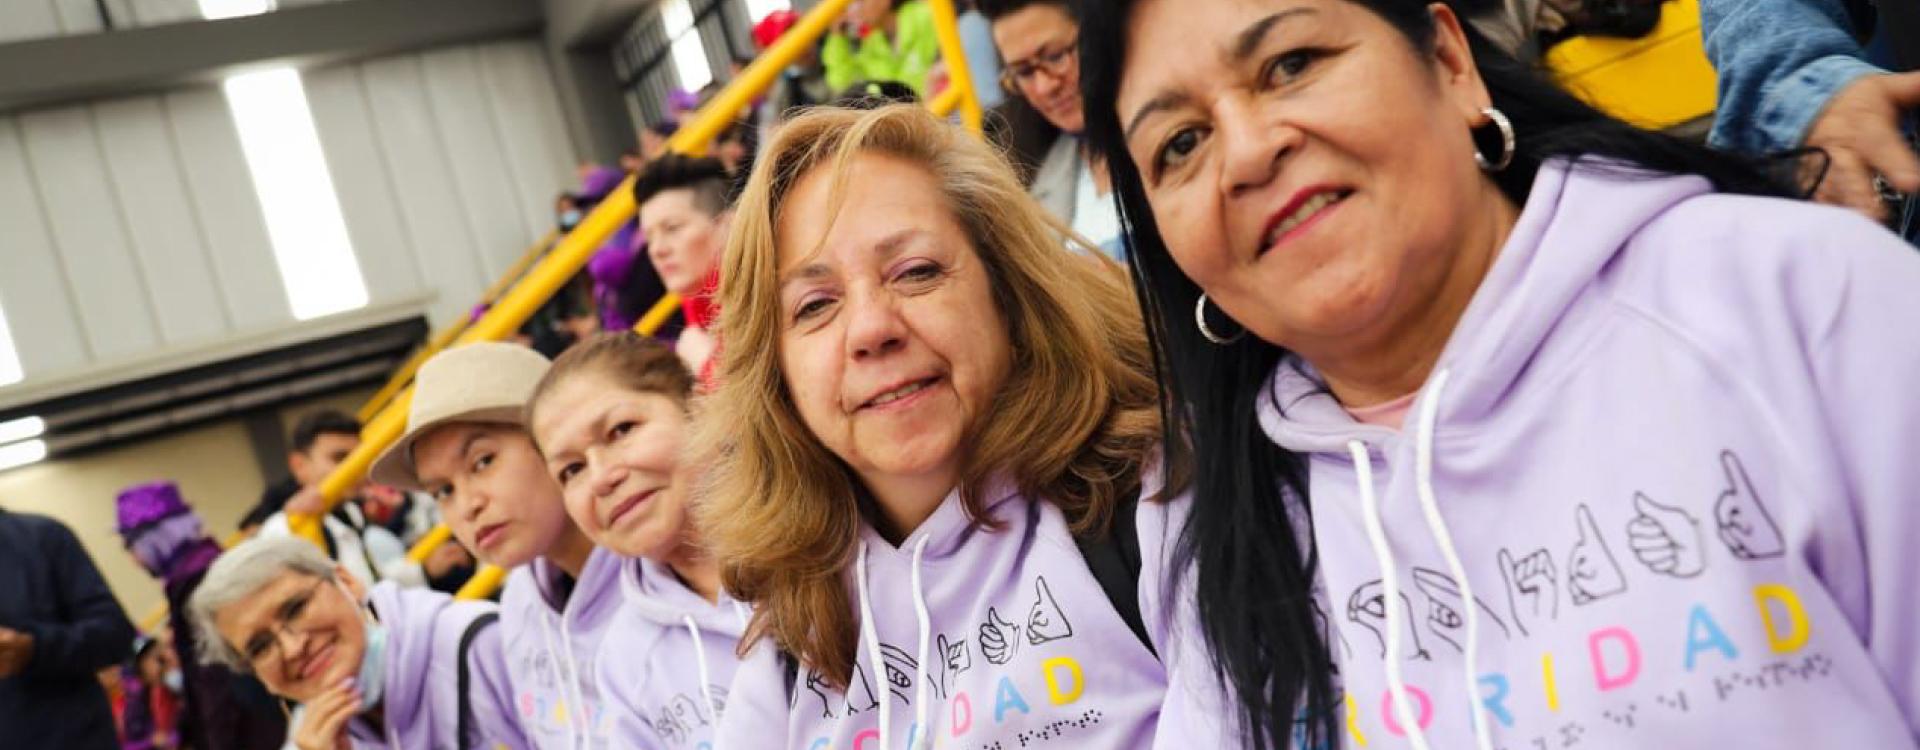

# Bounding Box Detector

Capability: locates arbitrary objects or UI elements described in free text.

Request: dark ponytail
[1073,1,1789,748]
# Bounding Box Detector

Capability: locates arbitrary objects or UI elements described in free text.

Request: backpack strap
[456,612,501,750]
[1075,491,1156,659]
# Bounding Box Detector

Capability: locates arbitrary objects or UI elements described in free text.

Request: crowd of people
[3,0,1916,748]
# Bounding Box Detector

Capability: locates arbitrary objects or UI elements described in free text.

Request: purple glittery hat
[578,166,627,201]
[115,481,190,541]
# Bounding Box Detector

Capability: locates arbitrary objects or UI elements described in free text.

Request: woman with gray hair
[187,536,525,750]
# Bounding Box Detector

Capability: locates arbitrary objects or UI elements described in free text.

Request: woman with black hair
[1076,0,1920,747]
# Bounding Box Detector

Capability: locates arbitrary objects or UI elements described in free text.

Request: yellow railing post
[925,0,983,135]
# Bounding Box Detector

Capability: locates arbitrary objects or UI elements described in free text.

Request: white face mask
[337,581,388,708]
[162,669,183,694]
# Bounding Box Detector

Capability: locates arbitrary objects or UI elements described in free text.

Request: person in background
[528,332,747,750]
[705,104,1184,749]
[641,120,678,161]
[1702,0,1919,231]
[1079,0,1920,744]
[251,411,453,591]
[978,0,1124,256]
[116,481,289,750]
[119,634,182,750]
[754,9,835,129]
[823,0,940,94]
[0,507,137,750]
[712,119,756,176]
[369,343,618,750]
[957,0,1008,109]
[187,536,525,750]
[633,153,733,381]
[580,164,680,337]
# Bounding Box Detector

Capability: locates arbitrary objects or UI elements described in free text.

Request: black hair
[631,153,733,215]
[289,409,360,455]
[1074,0,1789,747]
[976,0,1068,22]
[833,80,924,108]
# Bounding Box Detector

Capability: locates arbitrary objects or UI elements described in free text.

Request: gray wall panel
[480,40,578,242]
[303,65,425,306]
[0,1,64,44]
[420,46,534,282]
[17,106,159,359]
[163,87,294,330]
[93,95,231,344]
[0,117,91,375]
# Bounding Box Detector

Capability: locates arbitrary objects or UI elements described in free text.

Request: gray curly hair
[186,535,338,672]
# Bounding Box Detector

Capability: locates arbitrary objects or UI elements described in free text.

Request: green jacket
[822,0,939,95]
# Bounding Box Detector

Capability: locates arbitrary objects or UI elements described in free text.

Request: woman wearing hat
[369,343,618,750]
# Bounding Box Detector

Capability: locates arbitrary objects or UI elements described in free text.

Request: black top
[0,509,136,750]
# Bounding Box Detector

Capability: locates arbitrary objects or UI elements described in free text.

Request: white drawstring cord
[536,610,586,750]
[1348,440,1432,750]
[856,542,890,749]
[685,615,722,730]
[909,535,934,749]
[557,613,591,750]
[1411,370,1495,750]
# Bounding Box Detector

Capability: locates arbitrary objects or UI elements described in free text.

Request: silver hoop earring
[1474,106,1515,172]
[1194,293,1246,345]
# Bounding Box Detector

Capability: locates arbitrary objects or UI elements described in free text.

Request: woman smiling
[1078,0,1920,747]
[701,104,1185,748]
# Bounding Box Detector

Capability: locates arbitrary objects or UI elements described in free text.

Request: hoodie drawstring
[684,615,722,732]
[856,541,890,749]
[1348,368,1496,750]
[1347,440,1431,750]
[855,536,936,750]
[1411,370,1495,750]
[908,535,933,749]
[537,608,588,750]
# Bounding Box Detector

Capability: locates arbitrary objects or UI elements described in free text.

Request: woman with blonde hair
[702,104,1186,748]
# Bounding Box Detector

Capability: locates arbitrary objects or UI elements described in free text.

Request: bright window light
[0,439,46,472]
[197,0,274,20]
[223,68,368,320]
[662,0,713,91]
[0,303,20,387]
[745,0,790,25]
[0,416,43,445]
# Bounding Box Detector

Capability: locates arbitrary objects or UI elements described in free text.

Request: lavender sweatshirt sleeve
[1135,480,1241,747]
[1804,220,1920,730]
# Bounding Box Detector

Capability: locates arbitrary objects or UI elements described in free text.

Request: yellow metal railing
[291,0,981,602]
[358,233,556,423]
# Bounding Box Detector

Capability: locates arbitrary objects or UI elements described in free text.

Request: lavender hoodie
[597,557,751,749]
[716,477,1179,749]
[501,547,624,750]
[344,582,526,749]
[1164,161,1920,748]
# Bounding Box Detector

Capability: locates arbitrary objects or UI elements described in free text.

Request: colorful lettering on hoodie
[597,556,751,749]
[1160,161,1920,748]
[343,582,528,749]
[501,547,624,750]
[716,479,1179,749]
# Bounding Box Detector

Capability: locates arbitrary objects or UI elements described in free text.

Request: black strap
[1074,492,1156,659]
[455,613,500,750]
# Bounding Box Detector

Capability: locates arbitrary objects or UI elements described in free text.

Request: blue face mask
[558,209,582,231]
[162,669,183,694]
[339,582,388,707]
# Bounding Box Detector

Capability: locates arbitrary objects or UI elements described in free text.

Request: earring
[1194,293,1246,345]
[1474,106,1515,173]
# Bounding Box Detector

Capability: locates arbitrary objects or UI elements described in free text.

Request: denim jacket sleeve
[1700,0,1885,153]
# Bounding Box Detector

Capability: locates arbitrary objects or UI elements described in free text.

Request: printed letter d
[1754,583,1811,654]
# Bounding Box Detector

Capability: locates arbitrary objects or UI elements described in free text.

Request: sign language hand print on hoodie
[1025,577,1074,646]
[1713,451,1785,560]
[1347,580,1430,661]
[979,607,1021,665]
[1410,567,1509,653]
[1567,504,1628,604]
[1497,547,1558,636]
[1626,491,1707,577]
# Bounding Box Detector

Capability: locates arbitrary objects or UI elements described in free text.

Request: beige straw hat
[368,342,551,491]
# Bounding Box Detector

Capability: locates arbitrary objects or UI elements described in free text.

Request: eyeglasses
[241,578,329,671]
[999,37,1078,95]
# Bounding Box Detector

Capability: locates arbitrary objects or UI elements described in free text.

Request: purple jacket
[716,476,1181,749]
[344,582,525,749]
[598,557,750,749]
[1161,161,1920,747]
[500,547,624,750]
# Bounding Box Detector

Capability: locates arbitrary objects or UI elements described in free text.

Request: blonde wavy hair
[693,104,1164,687]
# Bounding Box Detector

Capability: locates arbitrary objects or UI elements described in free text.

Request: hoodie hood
[596,557,750,749]
[351,583,523,749]
[716,476,1172,750]
[501,546,623,750]
[1242,160,1920,748]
